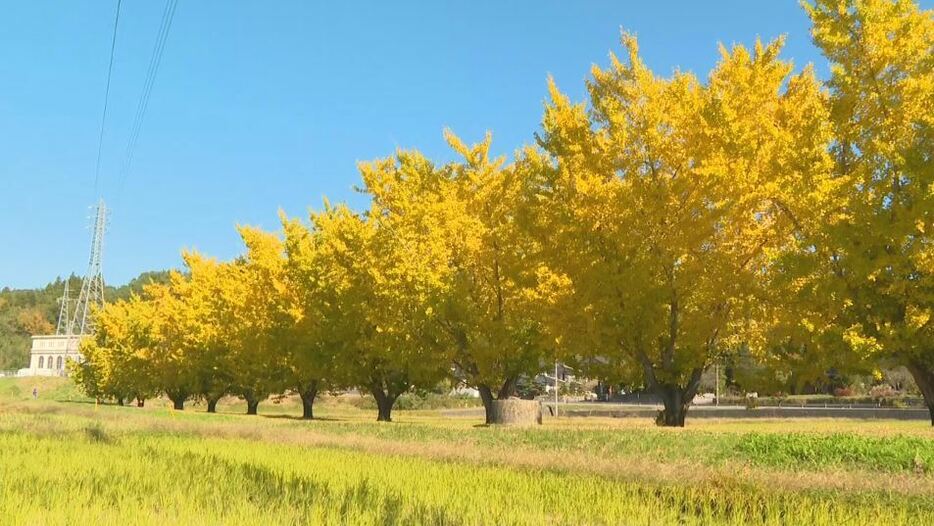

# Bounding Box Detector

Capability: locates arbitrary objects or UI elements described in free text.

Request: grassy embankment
[1,377,932,525]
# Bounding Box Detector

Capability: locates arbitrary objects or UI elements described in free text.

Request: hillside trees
[16,308,54,336]
[0,273,164,370]
[534,34,834,425]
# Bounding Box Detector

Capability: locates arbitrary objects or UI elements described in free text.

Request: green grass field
[1,377,932,525]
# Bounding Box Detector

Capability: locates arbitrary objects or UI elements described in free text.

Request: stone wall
[490,399,542,425]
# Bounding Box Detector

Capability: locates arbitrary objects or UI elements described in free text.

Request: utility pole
[715,363,720,406]
[55,280,74,335]
[554,361,559,418]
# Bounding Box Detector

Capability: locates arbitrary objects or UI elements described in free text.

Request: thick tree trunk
[370,387,399,422]
[650,367,703,428]
[497,377,518,399]
[299,381,319,420]
[136,398,145,408]
[206,396,220,414]
[172,398,185,411]
[116,398,124,406]
[246,399,259,415]
[906,360,934,426]
[656,385,690,427]
[477,384,495,424]
[478,377,519,424]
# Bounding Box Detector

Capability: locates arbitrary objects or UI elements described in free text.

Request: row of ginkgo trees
[73,0,934,426]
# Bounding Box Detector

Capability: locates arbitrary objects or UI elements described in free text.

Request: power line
[92,0,123,198]
[122,0,178,178]
[116,0,179,200]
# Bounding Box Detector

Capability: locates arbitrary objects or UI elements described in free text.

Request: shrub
[869,384,897,399]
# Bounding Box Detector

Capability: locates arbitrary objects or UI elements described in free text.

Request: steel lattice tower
[71,199,108,335]
[55,279,74,335]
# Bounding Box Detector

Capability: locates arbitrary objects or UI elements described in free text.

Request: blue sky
[0,1,919,289]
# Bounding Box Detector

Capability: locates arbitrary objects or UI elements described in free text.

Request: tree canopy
[69,0,934,426]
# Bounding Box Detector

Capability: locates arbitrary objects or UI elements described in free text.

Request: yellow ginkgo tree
[144,275,204,410]
[315,153,453,421]
[281,214,344,420]
[430,131,560,423]
[793,0,934,423]
[176,252,238,413]
[224,227,293,415]
[535,33,833,425]
[74,295,158,406]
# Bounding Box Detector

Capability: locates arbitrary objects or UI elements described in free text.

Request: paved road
[442,403,931,421]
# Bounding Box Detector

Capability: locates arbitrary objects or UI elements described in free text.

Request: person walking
[32,386,38,400]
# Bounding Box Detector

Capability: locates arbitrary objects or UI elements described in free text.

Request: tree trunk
[116,398,124,406]
[136,398,145,408]
[478,377,519,424]
[299,381,319,420]
[246,399,259,415]
[656,385,689,427]
[652,367,703,428]
[497,376,518,399]
[206,396,220,414]
[906,360,934,426]
[477,384,495,424]
[172,398,185,411]
[370,387,399,422]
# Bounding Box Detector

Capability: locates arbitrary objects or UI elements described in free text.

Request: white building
[18,335,84,377]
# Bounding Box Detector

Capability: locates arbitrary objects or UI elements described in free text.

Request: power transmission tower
[55,279,74,335]
[71,199,108,335]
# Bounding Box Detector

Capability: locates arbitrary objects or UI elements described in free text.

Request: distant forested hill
[0,271,171,370]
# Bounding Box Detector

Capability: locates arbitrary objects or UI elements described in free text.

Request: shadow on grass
[56,399,100,406]
[259,413,344,422]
